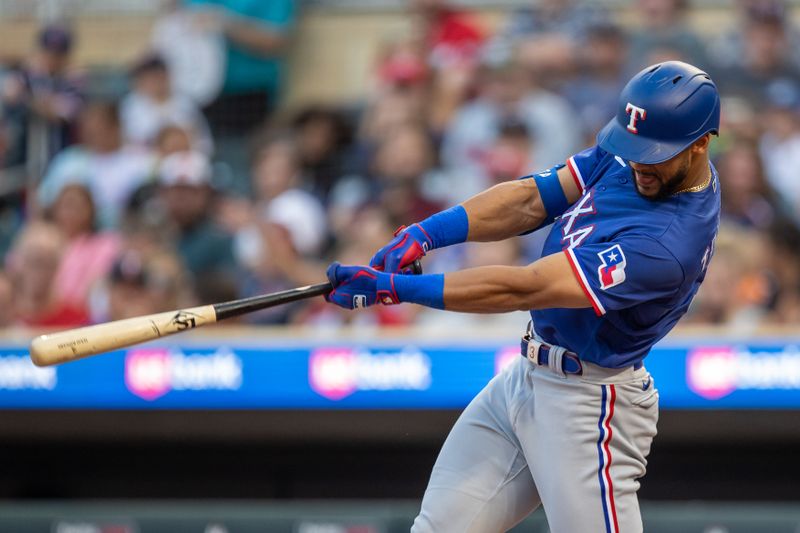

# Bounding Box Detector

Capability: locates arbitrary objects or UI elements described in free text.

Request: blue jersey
[530,145,720,368]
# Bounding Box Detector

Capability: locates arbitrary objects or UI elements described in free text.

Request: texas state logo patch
[597,244,627,290]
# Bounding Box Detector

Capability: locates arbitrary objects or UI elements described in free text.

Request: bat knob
[410,259,423,275]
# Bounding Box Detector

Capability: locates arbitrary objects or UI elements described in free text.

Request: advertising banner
[0,337,798,409]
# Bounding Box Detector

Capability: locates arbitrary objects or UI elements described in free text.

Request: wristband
[392,273,445,310]
[418,205,469,250]
[532,164,568,226]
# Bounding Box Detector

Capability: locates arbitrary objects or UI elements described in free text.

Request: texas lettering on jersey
[560,191,596,249]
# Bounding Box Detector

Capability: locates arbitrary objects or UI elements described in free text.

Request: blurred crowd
[0,0,798,331]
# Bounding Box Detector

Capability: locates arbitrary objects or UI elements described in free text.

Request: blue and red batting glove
[325,262,400,310]
[325,262,446,310]
[370,224,433,274]
[369,205,470,273]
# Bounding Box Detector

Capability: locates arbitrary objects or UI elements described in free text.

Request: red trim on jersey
[567,157,584,193]
[564,250,604,316]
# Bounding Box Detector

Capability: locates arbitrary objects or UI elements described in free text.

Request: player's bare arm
[462,165,581,242]
[325,251,590,313]
[369,165,581,273]
[441,253,588,313]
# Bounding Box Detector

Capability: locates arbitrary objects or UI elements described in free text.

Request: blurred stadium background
[1,0,800,531]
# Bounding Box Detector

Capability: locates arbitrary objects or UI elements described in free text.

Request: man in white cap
[158,150,236,299]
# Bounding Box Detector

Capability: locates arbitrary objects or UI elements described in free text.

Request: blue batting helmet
[596,61,720,165]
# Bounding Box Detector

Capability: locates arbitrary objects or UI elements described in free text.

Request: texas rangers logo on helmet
[597,244,627,290]
[625,103,647,134]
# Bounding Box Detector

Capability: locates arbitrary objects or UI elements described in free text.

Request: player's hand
[325,262,400,310]
[370,224,432,274]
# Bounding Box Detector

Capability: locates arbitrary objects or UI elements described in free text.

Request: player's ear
[690,133,711,155]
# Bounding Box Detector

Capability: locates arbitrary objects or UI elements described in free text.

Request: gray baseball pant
[412,349,659,533]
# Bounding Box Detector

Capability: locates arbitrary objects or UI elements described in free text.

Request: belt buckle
[562,352,583,375]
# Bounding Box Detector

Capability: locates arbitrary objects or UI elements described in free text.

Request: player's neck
[677,154,711,193]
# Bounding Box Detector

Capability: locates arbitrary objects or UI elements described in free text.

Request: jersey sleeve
[565,145,608,194]
[563,235,685,316]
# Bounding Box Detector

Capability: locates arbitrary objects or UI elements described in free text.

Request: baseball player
[325,61,721,533]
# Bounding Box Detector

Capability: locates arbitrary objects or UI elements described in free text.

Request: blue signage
[0,336,798,409]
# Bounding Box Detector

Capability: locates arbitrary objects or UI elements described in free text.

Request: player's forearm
[443,265,543,312]
[462,179,546,242]
[390,253,590,313]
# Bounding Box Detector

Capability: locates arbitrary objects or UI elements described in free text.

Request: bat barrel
[29,305,217,367]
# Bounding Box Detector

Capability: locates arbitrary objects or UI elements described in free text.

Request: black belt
[520,334,643,376]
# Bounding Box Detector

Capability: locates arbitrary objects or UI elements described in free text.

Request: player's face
[629,152,691,200]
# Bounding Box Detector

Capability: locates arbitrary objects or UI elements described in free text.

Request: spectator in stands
[765,221,800,323]
[291,106,354,205]
[250,134,328,265]
[441,59,580,199]
[627,0,708,72]
[37,101,154,228]
[373,36,430,94]
[86,215,188,322]
[481,118,533,185]
[716,96,759,147]
[709,0,800,73]
[0,118,26,259]
[409,0,485,132]
[103,249,187,322]
[514,32,578,93]
[0,271,14,328]
[6,221,88,327]
[562,23,629,142]
[124,124,196,223]
[412,0,485,71]
[483,0,609,66]
[48,184,121,312]
[711,7,800,106]
[331,123,445,231]
[686,226,773,328]
[0,23,83,176]
[180,0,296,133]
[373,123,445,225]
[757,80,800,224]
[716,140,776,230]
[154,124,194,157]
[156,150,236,302]
[357,86,427,172]
[219,134,327,323]
[120,54,212,155]
[150,0,295,188]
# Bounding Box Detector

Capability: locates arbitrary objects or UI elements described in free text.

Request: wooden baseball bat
[29,260,422,367]
[29,282,330,367]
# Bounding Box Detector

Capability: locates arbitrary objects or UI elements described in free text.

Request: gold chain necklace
[672,171,712,195]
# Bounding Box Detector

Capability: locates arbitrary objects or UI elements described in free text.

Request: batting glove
[369,224,433,274]
[325,262,400,310]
